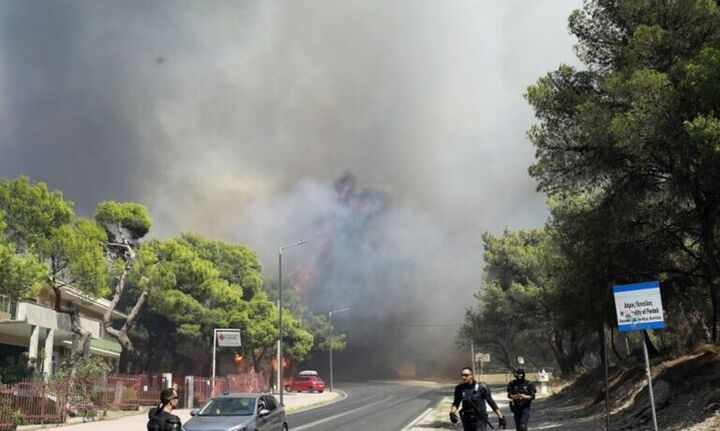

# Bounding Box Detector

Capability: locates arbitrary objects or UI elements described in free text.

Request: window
[264,396,278,411]
[198,397,255,416]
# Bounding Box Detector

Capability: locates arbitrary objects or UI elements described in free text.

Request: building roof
[61,286,128,320]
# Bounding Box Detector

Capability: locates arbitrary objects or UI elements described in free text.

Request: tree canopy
[463,0,720,375]
[0,175,326,376]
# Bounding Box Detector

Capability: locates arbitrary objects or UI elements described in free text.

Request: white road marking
[291,395,394,431]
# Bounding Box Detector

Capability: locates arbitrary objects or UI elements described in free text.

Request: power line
[351,321,463,327]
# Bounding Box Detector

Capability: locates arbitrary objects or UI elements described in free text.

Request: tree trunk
[712,287,720,343]
[104,286,150,355]
[119,349,131,374]
[598,324,608,376]
[53,286,62,312]
[251,350,260,372]
[696,195,720,343]
[610,326,625,362]
[67,305,92,367]
[549,328,585,376]
[549,332,571,376]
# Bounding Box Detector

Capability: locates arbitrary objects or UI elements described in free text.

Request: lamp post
[328,307,350,393]
[278,240,307,405]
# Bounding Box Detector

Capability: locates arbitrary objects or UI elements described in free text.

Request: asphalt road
[287,382,444,431]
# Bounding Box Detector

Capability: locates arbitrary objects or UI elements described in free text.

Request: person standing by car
[450,367,506,430]
[147,388,182,431]
[507,369,536,431]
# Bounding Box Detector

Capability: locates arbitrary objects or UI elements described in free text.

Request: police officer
[507,369,536,431]
[147,388,182,431]
[450,367,506,430]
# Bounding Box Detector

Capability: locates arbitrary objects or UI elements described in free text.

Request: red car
[286,371,326,393]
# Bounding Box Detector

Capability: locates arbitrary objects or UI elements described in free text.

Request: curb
[285,390,347,414]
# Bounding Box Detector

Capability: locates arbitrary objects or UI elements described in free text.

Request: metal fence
[0,372,270,430]
[191,371,269,405]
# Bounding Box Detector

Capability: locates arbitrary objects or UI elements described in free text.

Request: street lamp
[278,240,307,405]
[328,307,350,393]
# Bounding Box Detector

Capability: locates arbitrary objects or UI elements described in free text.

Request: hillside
[548,345,720,430]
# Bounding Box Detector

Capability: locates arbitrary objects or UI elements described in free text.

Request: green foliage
[49,220,109,297]
[0,240,46,300]
[94,201,152,242]
[55,356,111,381]
[0,176,108,301]
[136,234,313,373]
[180,233,264,299]
[0,353,36,384]
[460,229,568,370]
[512,0,720,359]
[0,176,73,251]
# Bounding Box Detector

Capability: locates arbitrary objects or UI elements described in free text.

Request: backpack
[147,413,163,431]
[147,408,182,431]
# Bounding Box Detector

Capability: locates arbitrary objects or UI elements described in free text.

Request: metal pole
[625,336,631,356]
[642,333,659,431]
[470,341,476,377]
[329,311,334,393]
[603,324,611,431]
[276,240,306,405]
[278,250,283,404]
[212,328,217,396]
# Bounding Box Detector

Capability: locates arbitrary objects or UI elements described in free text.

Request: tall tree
[527,0,720,341]
[179,233,314,372]
[94,201,153,364]
[0,210,46,300]
[0,177,108,362]
[461,229,586,374]
[135,236,313,375]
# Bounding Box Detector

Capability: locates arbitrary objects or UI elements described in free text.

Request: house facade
[0,286,125,378]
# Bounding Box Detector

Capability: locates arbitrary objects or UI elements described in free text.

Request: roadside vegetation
[461,0,720,372]
[460,1,720,427]
[459,0,720,427]
[0,176,343,377]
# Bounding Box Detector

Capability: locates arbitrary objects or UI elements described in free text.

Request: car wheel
[285,385,292,392]
[319,389,324,393]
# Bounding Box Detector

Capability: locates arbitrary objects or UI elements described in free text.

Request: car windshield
[198,397,256,416]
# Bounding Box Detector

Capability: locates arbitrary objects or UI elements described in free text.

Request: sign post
[470,342,476,377]
[613,281,664,431]
[475,353,490,377]
[212,328,241,396]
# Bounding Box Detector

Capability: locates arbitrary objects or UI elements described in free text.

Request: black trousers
[513,406,531,431]
[462,419,488,431]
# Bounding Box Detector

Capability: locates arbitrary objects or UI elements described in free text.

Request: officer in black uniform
[450,367,506,430]
[506,369,536,431]
[147,388,182,431]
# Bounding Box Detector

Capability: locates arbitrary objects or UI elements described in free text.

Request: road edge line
[399,407,433,431]
[291,395,392,431]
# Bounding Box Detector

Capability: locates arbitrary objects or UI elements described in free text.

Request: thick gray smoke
[0,0,581,377]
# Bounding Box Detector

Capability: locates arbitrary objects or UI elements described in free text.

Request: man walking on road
[507,369,536,431]
[147,388,182,431]
[450,366,506,430]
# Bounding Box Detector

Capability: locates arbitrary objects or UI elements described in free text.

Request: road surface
[288,381,443,430]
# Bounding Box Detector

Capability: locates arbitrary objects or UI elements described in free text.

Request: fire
[290,173,387,300]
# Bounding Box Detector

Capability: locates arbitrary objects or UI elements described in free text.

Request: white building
[0,286,125,377]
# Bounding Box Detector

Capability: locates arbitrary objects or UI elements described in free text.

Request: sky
[0,0,583,377]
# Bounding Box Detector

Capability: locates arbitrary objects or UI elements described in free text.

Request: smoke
[0,0,582,377]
